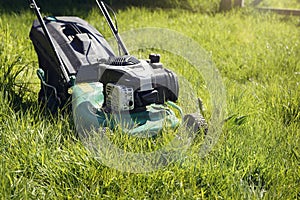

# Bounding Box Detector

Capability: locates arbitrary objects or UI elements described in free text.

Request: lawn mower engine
[29,0,207,137]
[94,54,179,113]
[73,54,180,136]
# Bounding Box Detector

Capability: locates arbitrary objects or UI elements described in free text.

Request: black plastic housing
[100,59,178,111]
[76,57,179,112]
[30,16,179,112]
[30,16,115,108]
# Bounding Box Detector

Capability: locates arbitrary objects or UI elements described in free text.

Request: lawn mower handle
[96,0,129,56]
[29,0,70,83]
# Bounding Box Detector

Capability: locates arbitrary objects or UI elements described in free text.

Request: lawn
[0,1,299,199]
[258,0,300,9]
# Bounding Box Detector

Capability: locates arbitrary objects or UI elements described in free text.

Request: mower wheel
[183,113,208,135]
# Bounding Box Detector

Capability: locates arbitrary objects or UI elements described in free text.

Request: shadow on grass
[0,0,96,16]
[0,0,159,15]
[0,0,214,15]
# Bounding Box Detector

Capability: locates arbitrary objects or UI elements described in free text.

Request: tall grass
[0,5,299,200]
[0,12,38,110]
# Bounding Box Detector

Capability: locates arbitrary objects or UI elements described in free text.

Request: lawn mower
[29,0,208,137]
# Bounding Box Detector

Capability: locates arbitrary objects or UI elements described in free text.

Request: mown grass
[0,3,299,200]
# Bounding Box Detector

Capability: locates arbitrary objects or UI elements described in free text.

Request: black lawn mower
[29,0,208,136]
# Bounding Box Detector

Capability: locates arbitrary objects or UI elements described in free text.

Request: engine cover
[106,83,134,111]
[76,56,179,111]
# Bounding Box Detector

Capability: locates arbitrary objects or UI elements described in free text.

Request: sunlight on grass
[259,0,300,9]
[0,5,299,199]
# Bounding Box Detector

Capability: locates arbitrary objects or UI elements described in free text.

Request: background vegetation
[0,0,299,199]
[259,0,300,9]
[0,0,220,14]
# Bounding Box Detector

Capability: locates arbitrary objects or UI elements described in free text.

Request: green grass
[0,5,300,200]
[0,0,221,15]
[259,0,300,9]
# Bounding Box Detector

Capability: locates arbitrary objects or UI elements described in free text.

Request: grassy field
[258,0,300,9]
[0,1,299,199]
